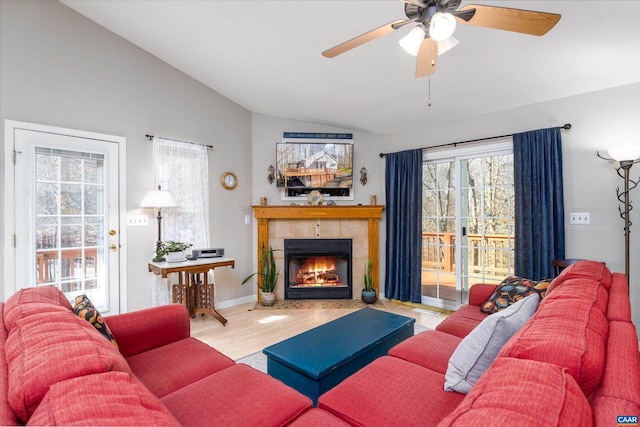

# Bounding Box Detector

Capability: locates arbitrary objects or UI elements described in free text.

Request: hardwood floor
[190,300,448,360]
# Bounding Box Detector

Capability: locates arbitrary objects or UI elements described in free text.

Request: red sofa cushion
[161,364,312,426]
[0,303,19,426]
[607,274,632,322]
[105,304,190,357]
[436,305,487,338]
[5,309,131,422]
[126,337,235,398]
[498,296,607,397]
[594,320,640,404]
[542,277,609,316]
[3,287,72,331]
[547,260,611,294]
[388,330,461,374]
[288,408,352,426]
[27,371,180,426]
[318,356,465,427]
[437,358,592,427]
[592,397,640,427]
[3,286,72,312]
[468,283,499,307]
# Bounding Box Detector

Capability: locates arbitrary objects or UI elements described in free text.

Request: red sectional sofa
[1,260,638,426]
[317,260,640,426]
[0,286,345,426]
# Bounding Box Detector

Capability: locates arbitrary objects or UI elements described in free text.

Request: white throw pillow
[444,293,540,394]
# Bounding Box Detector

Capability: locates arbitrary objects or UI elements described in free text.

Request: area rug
[251,299,384,310]
[235,324,429,373]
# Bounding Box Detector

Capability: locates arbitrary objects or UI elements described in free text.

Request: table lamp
[140,185,177,261]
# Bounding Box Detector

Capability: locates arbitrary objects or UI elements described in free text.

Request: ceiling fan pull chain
[427,74,432,107]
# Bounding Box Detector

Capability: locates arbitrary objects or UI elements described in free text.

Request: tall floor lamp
[140,185,177,262]
[598,146,640,283]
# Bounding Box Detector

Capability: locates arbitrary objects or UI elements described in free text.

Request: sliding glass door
[422,141,515,309]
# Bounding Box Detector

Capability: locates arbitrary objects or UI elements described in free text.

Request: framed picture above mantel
[277,132,354,201]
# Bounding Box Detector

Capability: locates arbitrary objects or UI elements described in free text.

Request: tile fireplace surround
[251,205,384,302]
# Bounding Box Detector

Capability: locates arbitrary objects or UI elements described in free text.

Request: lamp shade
[140,189,177,208]
[437,35,459,56]
[608,146,640,162]
[429,12,456,42]
[399,26,425,56]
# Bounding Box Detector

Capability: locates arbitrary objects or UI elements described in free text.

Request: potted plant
[362,258,376,304]
[241,244,280,306]
[157,240,193,262]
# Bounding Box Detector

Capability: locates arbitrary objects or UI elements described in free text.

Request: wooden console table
[148,257,235,326]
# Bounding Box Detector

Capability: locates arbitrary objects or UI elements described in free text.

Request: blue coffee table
[263,307,415,405]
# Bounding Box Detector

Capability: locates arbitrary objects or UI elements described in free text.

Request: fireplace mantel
[251,205,385,299]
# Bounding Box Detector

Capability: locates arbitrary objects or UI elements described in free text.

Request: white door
[6,122,124,313]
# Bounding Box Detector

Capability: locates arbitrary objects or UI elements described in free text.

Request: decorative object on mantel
[597,146,640,282]
[260,197,267,206]
[362,259,377,304]
[307,190,324,206]
[140,185,177,262]
[241,244,281,306]
[267,165,275,185]
[370,195,377,205]
[360,166,368,186]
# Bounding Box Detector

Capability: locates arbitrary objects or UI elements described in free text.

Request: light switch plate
[569,212,590,225]
[127,215,149,226]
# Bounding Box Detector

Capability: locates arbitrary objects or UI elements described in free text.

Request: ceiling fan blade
[322,20,407,58]
[416,38,437,78]
[459,4,561,36]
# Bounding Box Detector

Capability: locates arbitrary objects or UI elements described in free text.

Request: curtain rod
[145,134,214,150]
[378,123,571,158]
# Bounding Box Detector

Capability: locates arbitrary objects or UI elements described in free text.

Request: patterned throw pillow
[480,276,550,314]
[73,294,119,349]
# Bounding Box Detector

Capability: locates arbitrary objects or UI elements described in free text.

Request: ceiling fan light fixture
[429,12,456,42]
[436,35,459,56]
[399,26,425,56]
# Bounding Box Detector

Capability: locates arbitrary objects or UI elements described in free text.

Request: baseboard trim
[216,295,256,310]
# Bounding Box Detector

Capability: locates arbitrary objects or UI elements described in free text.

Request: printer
[192,248,225,258]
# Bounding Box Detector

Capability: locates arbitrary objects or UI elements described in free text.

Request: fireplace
[284,238,352,300]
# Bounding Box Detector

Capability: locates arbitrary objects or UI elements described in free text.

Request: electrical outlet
[244,215,251,225]
[569,212,590,225]
[127,215,149,226]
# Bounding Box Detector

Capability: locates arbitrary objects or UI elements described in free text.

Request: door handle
[109,230,117,236]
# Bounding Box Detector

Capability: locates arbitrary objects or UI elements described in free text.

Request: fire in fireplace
[284,239,352,299]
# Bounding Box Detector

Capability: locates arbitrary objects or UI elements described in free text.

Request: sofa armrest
[468,283,498,306]
[105,304,190,358]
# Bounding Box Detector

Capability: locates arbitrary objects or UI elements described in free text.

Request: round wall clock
[221,172,238,190]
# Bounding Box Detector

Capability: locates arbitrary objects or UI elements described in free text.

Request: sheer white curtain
[151,137,210,305]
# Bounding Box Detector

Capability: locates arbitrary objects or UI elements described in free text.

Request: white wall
[0,0,253,310]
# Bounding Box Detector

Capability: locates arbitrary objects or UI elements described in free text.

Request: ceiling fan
[322,0,561,78]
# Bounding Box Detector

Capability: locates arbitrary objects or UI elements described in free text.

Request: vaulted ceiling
[60,0,640,135]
